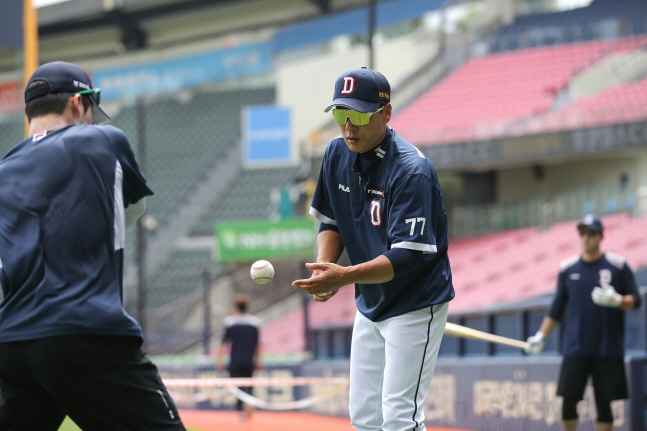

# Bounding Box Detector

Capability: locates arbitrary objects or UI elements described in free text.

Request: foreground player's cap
[324,67,391,113]
[577,214,603,234]
[25,61,110,125]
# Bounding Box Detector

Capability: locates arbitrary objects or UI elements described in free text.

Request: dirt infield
[178,409,473,431]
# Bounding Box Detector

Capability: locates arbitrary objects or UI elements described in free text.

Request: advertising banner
[215,218,316,263]
[243,105,294,167]
[93,42,273,101]
[0,81,21,113]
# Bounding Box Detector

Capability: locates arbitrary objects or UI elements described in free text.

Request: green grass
[58,416,206,431]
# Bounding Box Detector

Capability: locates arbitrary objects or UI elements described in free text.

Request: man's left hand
[591,283,622,308]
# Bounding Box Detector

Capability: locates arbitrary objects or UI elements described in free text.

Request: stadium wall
[160,356,646,430]
[496,155,645,203]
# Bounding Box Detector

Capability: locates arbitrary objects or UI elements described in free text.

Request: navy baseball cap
[25,61,110,125]
[324,67,391,113]
[577,214,603,234]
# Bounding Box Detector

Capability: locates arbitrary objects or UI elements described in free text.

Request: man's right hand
[525,331,546,355]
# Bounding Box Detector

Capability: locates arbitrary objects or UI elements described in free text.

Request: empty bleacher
[110,88,276,234]
[189,165,301,237]
[146,248,214,309]
[390,37,647,145]
[541,74,647,131]
[450,212,647,312]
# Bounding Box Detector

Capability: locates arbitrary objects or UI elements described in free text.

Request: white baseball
[250,260,274,284]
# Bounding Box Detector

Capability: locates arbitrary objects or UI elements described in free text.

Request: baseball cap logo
[341,77,355,94]
[73,80,90,90]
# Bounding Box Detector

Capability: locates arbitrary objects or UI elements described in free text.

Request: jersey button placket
[354,174,365,220]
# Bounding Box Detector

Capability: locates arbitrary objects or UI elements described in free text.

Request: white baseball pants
[349,302,448,431]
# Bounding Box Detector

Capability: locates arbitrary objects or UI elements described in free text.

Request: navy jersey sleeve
[99,126,153,205]
[383,248,421,277]
[310,156,336,225]
[222,325,232,343]
[621,263,642,308]
[319,222,340,234]
[387,174,437,253]
[548,270,568,321]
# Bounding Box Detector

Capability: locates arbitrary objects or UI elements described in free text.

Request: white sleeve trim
[391,241,437,254]
[309,207,337,226]
[113,160,126,251]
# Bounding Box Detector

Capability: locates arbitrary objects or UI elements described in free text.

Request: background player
[526,214,641,431]
[292,67,454,431]
[217,294,261,422]
[0,61,185,431]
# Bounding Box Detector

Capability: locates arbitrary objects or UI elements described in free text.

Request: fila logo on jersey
[341,77,355,94]
[569,273,580,280]
[339,184,350,192]
[366,188,385,198]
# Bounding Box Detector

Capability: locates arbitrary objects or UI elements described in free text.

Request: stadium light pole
[301,261,314,354]
[202,267,213,356]
[368,0,376,69]
[136,98,148,341]
[23,0,38,137]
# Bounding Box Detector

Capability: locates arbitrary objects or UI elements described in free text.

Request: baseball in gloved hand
[525,331,546,355]
[591,283,622,308]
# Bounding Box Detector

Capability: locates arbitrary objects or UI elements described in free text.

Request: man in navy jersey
[293,67,454,431]
[217,294,261,421]
[0,62,185,430]
[526,214,641,431]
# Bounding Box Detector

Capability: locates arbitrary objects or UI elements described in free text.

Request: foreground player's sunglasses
[76,88,111,125]
[332,105,385,126]
[77,88,101,105]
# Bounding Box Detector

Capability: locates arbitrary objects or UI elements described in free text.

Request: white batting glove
[525,331,546,355]
[591,283,622,308]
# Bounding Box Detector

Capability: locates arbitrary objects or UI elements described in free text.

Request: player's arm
[293,247,394,293]
[617,293,637,311]
[101,126,154,203]
[216,341,229,371]
[125,197,147,227]
[216,327,231,371]
[619,263,641,310]
[536,316,558,338]
[526,271,567,354]
[292,227,394,296]
[316,228,344,264]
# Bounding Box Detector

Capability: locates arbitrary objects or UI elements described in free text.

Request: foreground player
[526,214,641,431]
[0,62,185,430]
[293,67,454,431]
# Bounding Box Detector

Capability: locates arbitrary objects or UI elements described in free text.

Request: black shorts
[229,363,254,395]
[0,335,186,431]
[557,356,628,401]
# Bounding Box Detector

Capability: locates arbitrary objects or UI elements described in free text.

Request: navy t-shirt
[548,252,641,357]
[222,314,260,370]
[0,124,152,342]
[310,127,454,322]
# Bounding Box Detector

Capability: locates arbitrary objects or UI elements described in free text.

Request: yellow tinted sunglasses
[332,105,385,126]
